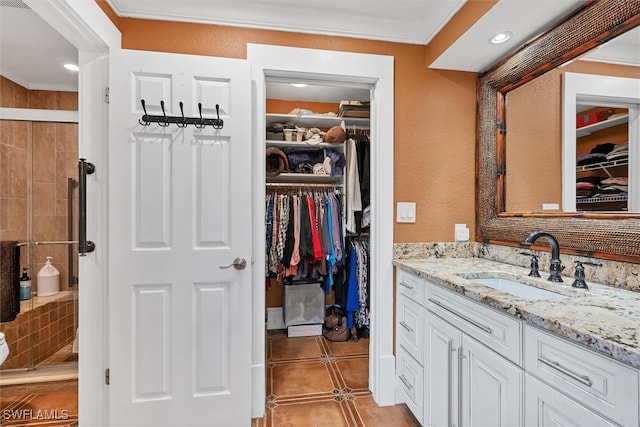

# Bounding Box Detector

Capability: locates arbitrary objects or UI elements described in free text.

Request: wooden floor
[1,331,419,426]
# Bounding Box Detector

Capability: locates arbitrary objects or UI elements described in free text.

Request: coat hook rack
[138,99,224,129]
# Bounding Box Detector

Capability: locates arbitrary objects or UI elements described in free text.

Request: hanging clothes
[344,238,370,330]
[345,137,362,234]
[264,188,344,288]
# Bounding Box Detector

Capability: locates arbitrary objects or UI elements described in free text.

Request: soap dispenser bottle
[19,268,31,300]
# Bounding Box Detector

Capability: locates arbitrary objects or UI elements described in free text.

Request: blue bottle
[19,268,31,300]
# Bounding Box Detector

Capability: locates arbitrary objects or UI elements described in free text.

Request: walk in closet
[575,105,632,211]
[264,79,372,341]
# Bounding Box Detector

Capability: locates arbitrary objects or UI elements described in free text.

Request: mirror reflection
[504,26,640,213]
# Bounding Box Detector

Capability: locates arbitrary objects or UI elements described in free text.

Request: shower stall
[0,81,80,388]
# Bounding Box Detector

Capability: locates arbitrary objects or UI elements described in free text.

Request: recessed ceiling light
[63,63,79,72]
[291,83,308,88]
[490,32,512,45]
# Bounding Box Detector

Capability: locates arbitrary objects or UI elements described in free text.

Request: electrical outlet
[542,203,560,210]
[454,224,469,241]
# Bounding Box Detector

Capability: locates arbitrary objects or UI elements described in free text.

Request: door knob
[219,257,246,270]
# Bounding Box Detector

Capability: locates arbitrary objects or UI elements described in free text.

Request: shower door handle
[79,158,96,256]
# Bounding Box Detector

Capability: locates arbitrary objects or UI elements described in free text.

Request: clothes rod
[16,242,28,247]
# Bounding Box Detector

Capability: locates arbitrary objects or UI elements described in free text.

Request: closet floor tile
[265,397,352,427]
[325,337,370,357]
[333,356,369,391]
[349,394,420,427]
[269,334,324,362]
[268,360,337,399]
[262,330,420,426]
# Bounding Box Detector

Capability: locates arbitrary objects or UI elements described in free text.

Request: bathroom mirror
[477,0,640,261]
[504,31,640,213]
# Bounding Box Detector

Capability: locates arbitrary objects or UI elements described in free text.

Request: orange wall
[96,3,479,243]
[505,60,638,212]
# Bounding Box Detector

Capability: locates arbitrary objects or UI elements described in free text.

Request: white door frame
[22,1,120,425]
[248,43,396,417]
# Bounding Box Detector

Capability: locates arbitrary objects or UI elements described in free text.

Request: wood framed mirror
[477,0,640,262]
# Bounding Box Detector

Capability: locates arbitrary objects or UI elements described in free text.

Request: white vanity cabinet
[425,283,523,427]
[395,265,640,427]
[396,268,427,424]
[424,312,461,427]
[396,267,524,426]
[524,324,639,427]
[460,334,523,426]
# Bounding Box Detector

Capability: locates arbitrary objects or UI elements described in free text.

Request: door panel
[462,335,523,427]
[109,49,252,426]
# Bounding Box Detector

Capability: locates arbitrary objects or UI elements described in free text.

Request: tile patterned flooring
[255,330,420,427]
[1,331,418,426]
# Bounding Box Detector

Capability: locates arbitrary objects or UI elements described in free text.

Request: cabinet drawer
[397,294,425,362]
[426,284,522,365]
[397,268,426,305]
[396,347,424,425]
[525,373,618,427]
[524,325,638,427]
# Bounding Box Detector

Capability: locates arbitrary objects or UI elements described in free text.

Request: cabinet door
[461,335,523,427]
[525,374,617,427]
[425,312,461,427]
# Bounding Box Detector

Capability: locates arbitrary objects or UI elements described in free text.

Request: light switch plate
[397,202,416,223]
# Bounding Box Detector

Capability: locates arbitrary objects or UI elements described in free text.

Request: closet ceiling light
[291,83,308,88]
[490,31,512,44]
[63,63,79,72]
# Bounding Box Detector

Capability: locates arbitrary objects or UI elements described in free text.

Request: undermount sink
[456,272,568,301]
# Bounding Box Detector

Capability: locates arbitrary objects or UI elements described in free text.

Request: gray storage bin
[283,283,325,326]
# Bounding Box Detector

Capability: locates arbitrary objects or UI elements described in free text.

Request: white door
[461,335,523,427]
[425,312,461,427]
[108,49,252,426]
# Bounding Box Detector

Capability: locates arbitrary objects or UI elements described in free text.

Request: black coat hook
[195,103,206,129]
[212,104,223,130]
[138,99,150,126]
[159,100,170,127]
[136,99,224,130]
[177,102,188,128]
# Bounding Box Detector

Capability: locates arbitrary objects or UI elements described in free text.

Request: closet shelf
[576,114,628,137]
[576,158,628,172]
[576,195,628,204]
[266,113,369,129]
[266,140,344,149]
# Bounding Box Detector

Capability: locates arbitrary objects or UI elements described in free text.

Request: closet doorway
[248,44,395,418]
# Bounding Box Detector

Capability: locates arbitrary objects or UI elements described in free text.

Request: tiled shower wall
[0,76,78,368]
[0,293,76,369]
[0,75,78,293]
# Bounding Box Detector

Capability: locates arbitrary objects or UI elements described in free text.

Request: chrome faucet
[522,231,564,282]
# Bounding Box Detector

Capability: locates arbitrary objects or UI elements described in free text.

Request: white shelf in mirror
[576,113,628,137]
[576,158,628,172]
[576,195,627,204]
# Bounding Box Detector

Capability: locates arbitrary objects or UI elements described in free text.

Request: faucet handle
[572,260,602,289]
[520,252,541,278]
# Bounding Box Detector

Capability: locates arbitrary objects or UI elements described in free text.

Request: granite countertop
[393,257,640,369]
